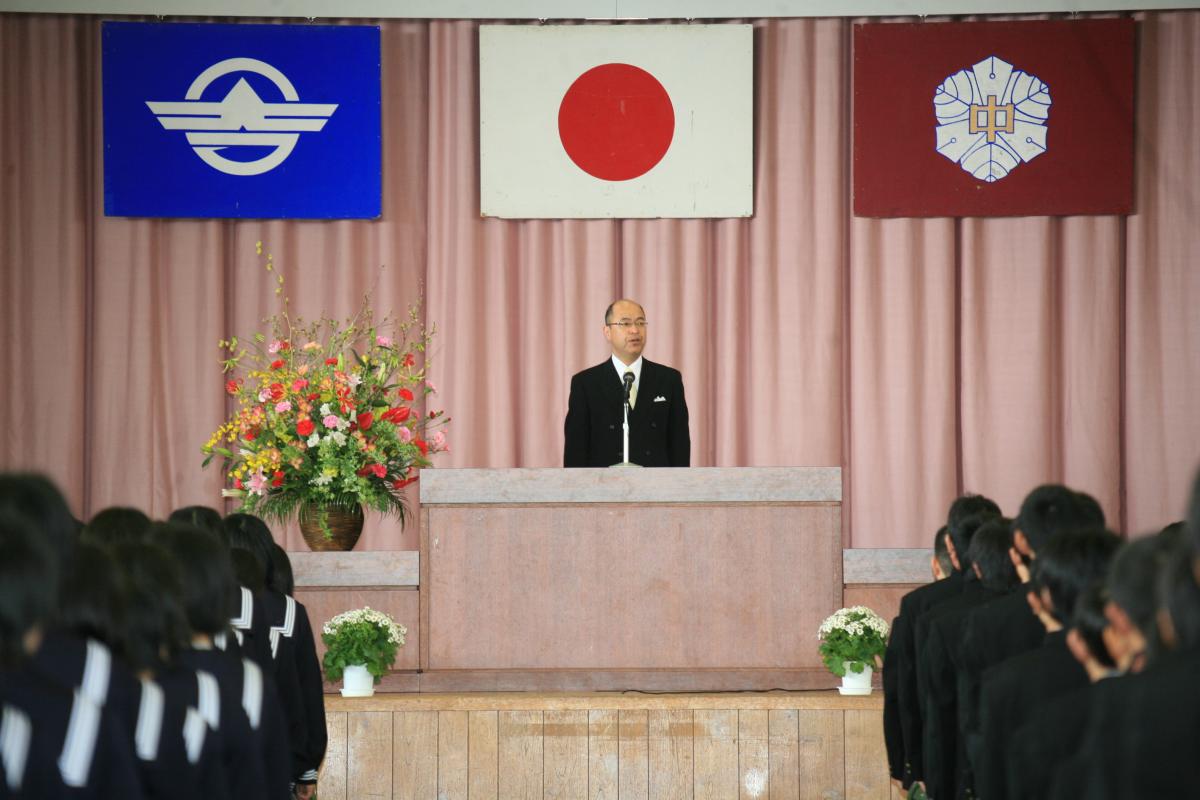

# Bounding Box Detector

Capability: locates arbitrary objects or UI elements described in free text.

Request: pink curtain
[2,13,1198,551]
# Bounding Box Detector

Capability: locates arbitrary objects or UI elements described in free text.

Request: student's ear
[972,563,983,580]
[931,555,945,581]
[1009,546,1031,584]
[1014,529,1035,558]
[945,533,961,572]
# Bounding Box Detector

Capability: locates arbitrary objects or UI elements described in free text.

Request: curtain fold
[1,13,1197,549]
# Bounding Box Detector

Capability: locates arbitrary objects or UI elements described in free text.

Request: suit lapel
[631,360,659,421]
[598,360,625,412]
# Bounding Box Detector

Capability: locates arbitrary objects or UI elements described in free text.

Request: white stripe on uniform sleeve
[182,707,207,765]
[196,670,220,730]
[241,659,263,730]
[81,639,112,706]
[1,704,32,791]
[230,587,254,629]
[134,679,165,761]
[58,691,101,787]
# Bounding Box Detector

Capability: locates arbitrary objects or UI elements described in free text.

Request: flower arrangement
[321,606,407,683]
[817,605,890,677]
[202,244,448,537]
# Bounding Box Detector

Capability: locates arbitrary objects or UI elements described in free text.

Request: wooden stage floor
[318,691,899,800]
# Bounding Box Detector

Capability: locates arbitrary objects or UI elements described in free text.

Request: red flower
[355,466,372,477]
[234,478,244,489]
[393,476,418,489]
[271,470,284,488]
[244,429,258,441]
[325,357,338,365]
[279,341,291,351]
[225,379,242,396]
[414,438,429,456]
[371,463,387,478]
[307,392,320,401]
[270,359,284,370]
[402,353,415,368]
[291,379,309,392]
[398,388,414,402]
[357,412,374,431]
[381,406,411,423]
[296,418,315,437]
[269,382,285,401]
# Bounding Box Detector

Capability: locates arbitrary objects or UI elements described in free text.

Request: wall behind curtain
[1,12,1197,550]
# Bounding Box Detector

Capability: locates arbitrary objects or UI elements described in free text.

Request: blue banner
[103,22,381,219]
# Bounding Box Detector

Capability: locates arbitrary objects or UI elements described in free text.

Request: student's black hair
[966,517,1018,591]
[932,526,953,577]
[0,513,58,669]
[84,506,152,547]
[1189,468,1200,557]
[1033,529,1122,624]
[222,513,278,588]
[1015,485,1106,553]
[58,540,128,654]
[158,522,237,637]
[269,544,295,597]
[0,473,78,568]
[947,494,1001,532]
[948,511,998,572]
[1157,539,1200,653]
[231,548,265,594]
[167,505,224,538]
[1072,583,1116,668]
[111,541,190,673]
[1107,533,1174,636]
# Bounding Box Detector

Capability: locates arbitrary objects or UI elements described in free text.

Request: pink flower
[375,335,392,347]
[247,468,268,496]
[258,389,270,402]
[431,431,447,451]
[323,414,340,429]
[397,427,412,443]
[268,340,284,354]
[275,401,292,414]
[425,380,437,393]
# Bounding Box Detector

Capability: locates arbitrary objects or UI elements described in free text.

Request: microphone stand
[612,374,642,468]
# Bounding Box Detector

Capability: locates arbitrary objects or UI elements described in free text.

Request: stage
[317,690,898,800]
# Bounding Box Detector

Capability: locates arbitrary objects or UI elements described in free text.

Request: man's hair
[947,493,1001,531]
[948,510,1000,572]
[168,505,224,538]
[84,506,152,547]
[1015,485,1106,553]
[57,540,128,654]
[966,517,1018,591]
[158,522,237,637]
[933,526,953,577]
[1189,467,1200,556]
[222,513,278,588]
[1033,529,1122,624]
[0,512,58,669]
[603,300,645,325]
[1072,583,1116,668]
[1157,539,1200,653]
[1107,534,1172,637]
[0,473,78,569]
[112,541,189,673]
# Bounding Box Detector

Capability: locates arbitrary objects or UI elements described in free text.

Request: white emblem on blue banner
[933,55,1051,183]
[146,57,338,176]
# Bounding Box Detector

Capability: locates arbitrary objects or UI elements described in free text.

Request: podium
[419,467,842,691]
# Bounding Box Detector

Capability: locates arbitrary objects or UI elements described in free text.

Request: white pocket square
[654,396,667,402]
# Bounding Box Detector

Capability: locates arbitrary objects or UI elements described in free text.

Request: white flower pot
[341,664,375,697]
[839,662,873,696]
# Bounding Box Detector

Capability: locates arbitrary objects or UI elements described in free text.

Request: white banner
[479,24,753,219]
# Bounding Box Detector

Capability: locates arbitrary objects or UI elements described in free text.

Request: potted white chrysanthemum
[321,607,407,697]
[817,606,890,695]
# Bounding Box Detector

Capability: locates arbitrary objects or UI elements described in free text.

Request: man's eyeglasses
[607,320,648,330]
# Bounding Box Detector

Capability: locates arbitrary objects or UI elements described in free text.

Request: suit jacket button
[651,422,657,428]
[609,424,615,430]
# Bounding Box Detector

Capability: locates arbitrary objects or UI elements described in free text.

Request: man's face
[604,301,647,365]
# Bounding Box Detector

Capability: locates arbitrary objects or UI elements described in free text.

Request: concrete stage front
[317,690,898,800]
[419,468,844,692]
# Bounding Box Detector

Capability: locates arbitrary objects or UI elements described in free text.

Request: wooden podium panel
[420,468,842,691]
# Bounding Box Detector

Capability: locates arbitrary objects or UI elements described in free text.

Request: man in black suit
[564,299,690,467]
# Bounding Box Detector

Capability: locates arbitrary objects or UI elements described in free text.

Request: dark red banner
[853,19,1134,218]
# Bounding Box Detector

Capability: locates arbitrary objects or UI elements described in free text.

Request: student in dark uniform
[956,485,1104,786]
[269,543,328,794]
[891,494,1000,788]
[916,517,1018,800]
[224,513,325,798]
[162,523,292,800]
[884,525,952,785]
[114,540,229,800]
[0,497,143,800]
[83,506,153,546]
[973,529,1120,800]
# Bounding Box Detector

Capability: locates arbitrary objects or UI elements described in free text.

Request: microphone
[623,371,635,403]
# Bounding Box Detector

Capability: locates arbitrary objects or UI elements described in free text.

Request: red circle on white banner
[557,63,675,182]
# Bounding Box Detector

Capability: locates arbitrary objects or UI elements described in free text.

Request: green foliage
[321,607,406,684]
[816,606,889,677]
